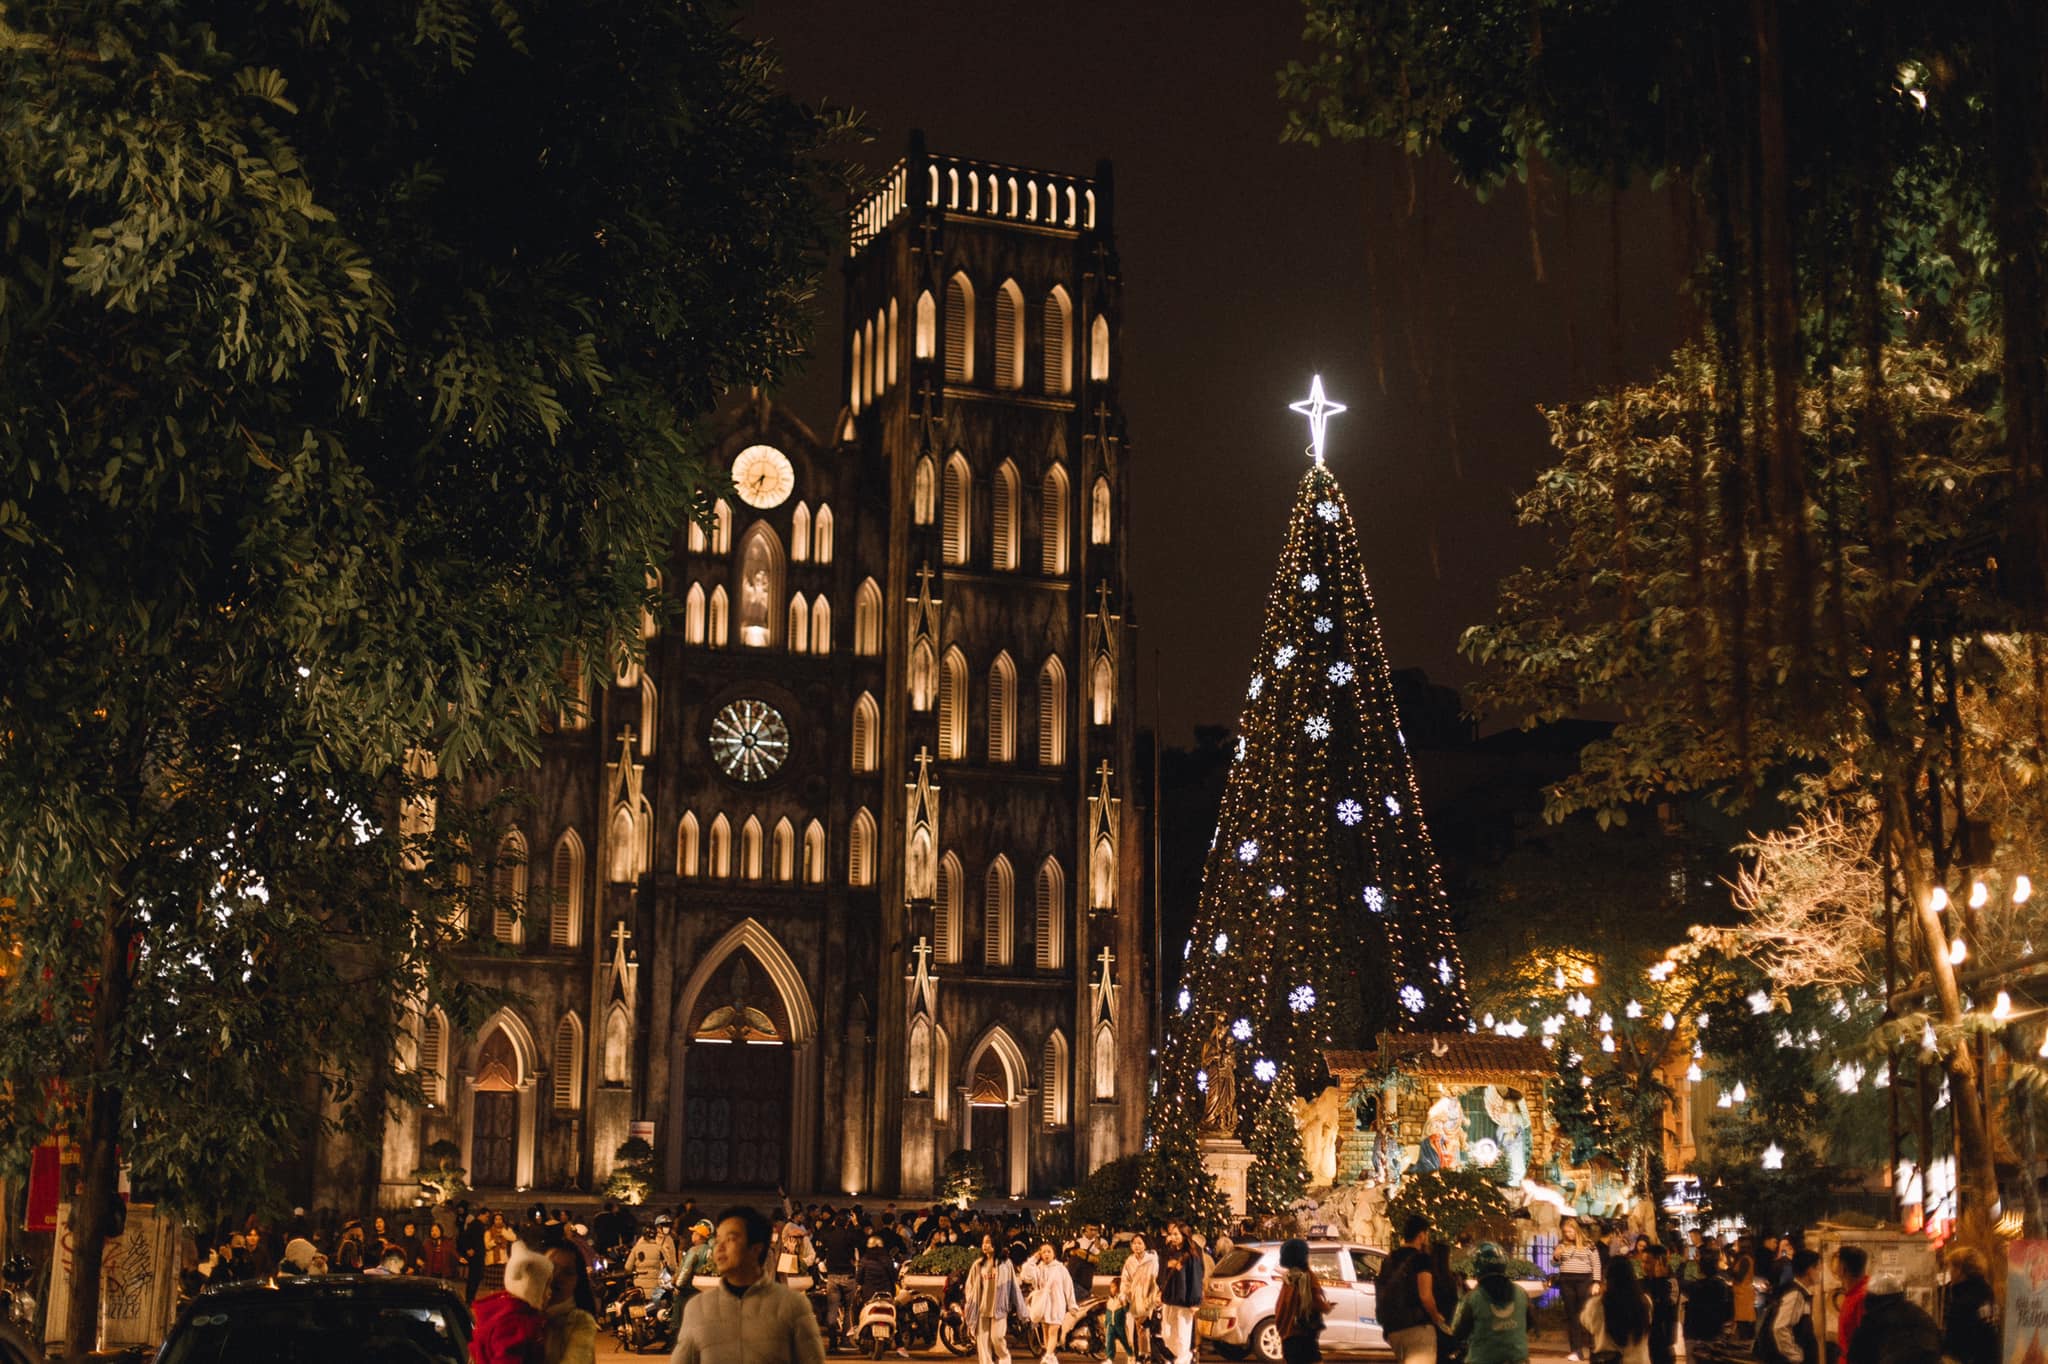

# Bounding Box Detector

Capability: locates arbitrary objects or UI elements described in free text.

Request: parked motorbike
[894,1287,943,1352]
[854,1291,898,1360]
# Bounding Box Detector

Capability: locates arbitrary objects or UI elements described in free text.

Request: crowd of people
[179,1198,2004,1364]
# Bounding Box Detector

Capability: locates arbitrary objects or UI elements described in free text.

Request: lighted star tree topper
[1165,376,1470,1119]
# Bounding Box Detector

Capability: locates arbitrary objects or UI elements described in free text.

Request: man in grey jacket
[670,1207,825,1364]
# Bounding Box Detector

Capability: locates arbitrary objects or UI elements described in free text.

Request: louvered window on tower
[419,1011,448,1105]
[945,274,974,382]
[552,1015,582,1111]
[1044,287,1072,395]
[1035,858,1065,970]
[995,281,1024,390]
[849,808,876,886]
[1041,465,1070,575]
[1090,315,1110,382]
[551,831,583,948]
[943,455,972,564]
[852,692,879,772]
[855,580,882,656]
[1091,477,1113,545]
[492,829,527,944]
[1041,1031,1068,1125]
[984,857,1013,967]
[939,648,967,761]
[988,653,1016,762]
[916,291,936,359]
[1038,658,1066,766]
[992,462,1020,570]
[802,820,826,884]
[677,812,700,876]
[936,853,963,964]
[914,457,937,525]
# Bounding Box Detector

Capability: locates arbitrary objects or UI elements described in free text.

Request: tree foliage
[1244,1072,1309,1225]
[0,0,848,1346]
[1386,1167,1510,1242]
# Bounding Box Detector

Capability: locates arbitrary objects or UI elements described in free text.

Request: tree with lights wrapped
[1154,379,1470,1166]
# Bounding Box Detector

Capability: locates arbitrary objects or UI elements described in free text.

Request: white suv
[1196,1241,1387,1362]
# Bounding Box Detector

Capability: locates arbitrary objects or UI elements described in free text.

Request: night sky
[744,0,1684,743]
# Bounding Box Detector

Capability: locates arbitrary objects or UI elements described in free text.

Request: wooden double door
[681,1041,792,1188]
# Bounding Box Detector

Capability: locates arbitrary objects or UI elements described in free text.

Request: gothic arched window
[945,273,975,383]
[987,652,1016,763]
[772,817,795,882]
[983,855,1014,968]
[992,460,1020,571]
[787,593,810,654]
[913,457,937,525]
[814,505,835,563]
[552,1014,583,1111]
[943,453,972,565]
[936,852,963,965]
[492,828,527,944]
[735,522,784,648]
[1041,464,1070,575]
[802,820,826,884]
[791,503,811,562]
[915,290,936,359]
[1043,286,1072,395]
[1091,476,1112,545]
[939,647,968,761]
[1041,1031,1069,1125]
[677,812,700,876]
[1090,314,1110,383]
[1035,857,1065,971]
[811,596,832,654]
[1093,1022,1116,1100]
[855,579,882,656]
[708,814,732,878]
[851,692,879,773]
[1038,657,1067,767]
[550,830,584,948]
[850,808,876,886]
[994,280,1024,390]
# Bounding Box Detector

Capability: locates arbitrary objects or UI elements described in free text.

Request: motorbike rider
[627,1215,679,1295]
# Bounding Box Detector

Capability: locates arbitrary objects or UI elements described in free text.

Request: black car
[152,1274,473,1363]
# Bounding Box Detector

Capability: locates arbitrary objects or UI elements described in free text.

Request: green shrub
[906,1244,981,1277]
[1385,1167,1510,1242]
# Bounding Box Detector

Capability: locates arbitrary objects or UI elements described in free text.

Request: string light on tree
[1155,375,1469,1150]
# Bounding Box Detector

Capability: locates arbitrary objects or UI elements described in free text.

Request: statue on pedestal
[1200,1013,1237,1134]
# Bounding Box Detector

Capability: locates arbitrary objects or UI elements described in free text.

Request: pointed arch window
[735,522,785,648]
[938,647,968,761]
[708,586,729,647]
[852,692,880,773]
[772,818,796,882]
[1093,1021,1116,1100]
[741,815,763,880]
[802,820,827,884]
[1041,464,1070,575]
[987,652,1016,763]
[602,1003,631,1084]
[909,1015,933,1095]
[992,461,1020,571]
[850,808,876,886]
[867,315,880,404]
[913,457,937,525]
[708,814,732,878]
[419,1008,450,1106]
[855,579,883,656]
[689,519,707,554]
[1038,657,1067,767]
[994,280,1025,390]
[945,273,975,382]
[550,830,585,948]
[1092,655,1114,725]
[552,1014,584,1111]
[492,829,527,944]
[712,499,733,554]
[983,856,1014,968]
[1035,857,1066,971]
[1043,286,1072,395]
[1092,832,1116,910]
[942,453,972,565]
[791,503,812,562]
[1042,1030,1069,1125]
[639,677,657,754]
[1091,477,1112,545]
[910,638,936,711]
[936,852,963,965]
[811,597,831,654]
[850,328,864,413]
[1090,315,1110,383]
[685,584,706,643]
[606,803,638,884]
[814,505,834,563]
[887,299,900,388]
[915,290,937,359]
[788,593,810,654]
[641,567,662,641]
[677,812,701,877]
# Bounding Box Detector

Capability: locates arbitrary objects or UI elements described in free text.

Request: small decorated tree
[602,1137,656,1205]
[1387,1167,1511,1243]
[1245,1071,1309,1229]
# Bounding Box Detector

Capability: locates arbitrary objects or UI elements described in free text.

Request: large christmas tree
[1165,379,1469,1130]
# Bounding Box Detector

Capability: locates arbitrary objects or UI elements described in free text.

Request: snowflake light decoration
[1288,985,1317,1013]
[1237,839,1260,864]
[1235,736,1247,761]
[1363,885,1385,913]
[1196,1069,1210,1093]
[1301,573,1320,592]
[1314,615,1332,633]
[1400,985,1427,1014]
[1305,715,1331,740]
[1177,989,1191,1014]
[1316,500,1340,523]
[1274,645,1296,669]
[1254,1058,1278,1083]
[1328,662,1354,685]
[1336,799,1363,826]
[1248,674,1265,700]
[1268,884,1286,900]
[1213,932,1230,955]
[1437,957,1454,985]
[1231,1018,1253,1041]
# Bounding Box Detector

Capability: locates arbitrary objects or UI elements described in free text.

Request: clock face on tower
[731,444,795,509]
[709,698,791,782]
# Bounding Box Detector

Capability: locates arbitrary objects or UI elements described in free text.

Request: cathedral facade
[341,138,1149,1207]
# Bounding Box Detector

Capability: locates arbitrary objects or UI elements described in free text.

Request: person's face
[229,1234,245,1251]
[375,1218,387,1234]
[981,1235,997,1257]
[491,1214,504,1228]
[713,1219,756,1277]
[547,1248,578,1304]
[403,1223,417,1238]
[1131,1237,1147,1255]
[430,1225,443,1240]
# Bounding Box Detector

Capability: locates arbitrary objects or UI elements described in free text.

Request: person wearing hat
[1448,1244,1533,1364]
[280,1237,320,1278]
[336,1219,367,1273]
[628,1215,679,1295]
[1845,1273,1939,1364]
[472,1235,552,1364]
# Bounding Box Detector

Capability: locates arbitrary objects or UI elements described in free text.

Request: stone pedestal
[1200,1135,1258,1216]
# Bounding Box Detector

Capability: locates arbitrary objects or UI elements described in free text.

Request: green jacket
[1449,1280,1531,1364]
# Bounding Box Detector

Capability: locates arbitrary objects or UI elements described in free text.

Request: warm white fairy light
[1970,881,1990,909]
[1762,1143,1785,1171]
[1686,1061,1702,1082]
[1949,938,1968,965]
[1731,1081,1747,1102]
[2017,875,2034,905]
[1931,885,1950,912]
[1995,992,2013,1021]
[1662,1012,1677,1030]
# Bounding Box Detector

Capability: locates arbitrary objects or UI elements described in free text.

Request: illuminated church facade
[336,138,1150,1204]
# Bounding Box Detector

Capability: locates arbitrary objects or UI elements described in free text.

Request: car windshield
[160,1296,468,1364]
[1211,1249,1264,1278]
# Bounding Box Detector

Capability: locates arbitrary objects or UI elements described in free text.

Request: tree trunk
[63,905,136,1362]
[1887,797,2000,1220]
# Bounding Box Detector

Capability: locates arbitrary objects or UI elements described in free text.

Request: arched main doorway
[959,1027,1028,1199]
[463,1009,538,1190]
[670,919,818,1191]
